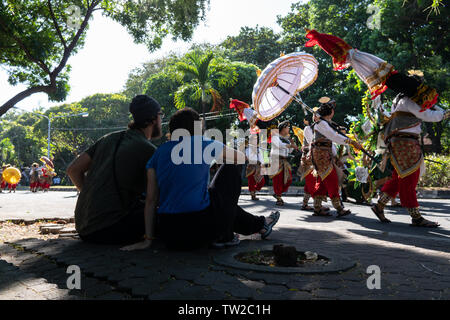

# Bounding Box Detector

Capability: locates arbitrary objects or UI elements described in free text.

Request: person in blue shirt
[122,108,280,251]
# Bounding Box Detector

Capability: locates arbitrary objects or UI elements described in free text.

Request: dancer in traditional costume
[0,164,8,193]
[371,93,449,227]
[38,166,47,191]
[310,98,363,217]
[298,114,331,212]
[43,169,56,192]
[270,120,298,206]
[6,166,19,193]
[40,167,55,192]
[299,121,315,210]
[304,30,439,110]
[245,140,266,201]
[29,163,40,192]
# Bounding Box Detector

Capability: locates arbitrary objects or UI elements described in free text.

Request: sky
[0,0,302,112]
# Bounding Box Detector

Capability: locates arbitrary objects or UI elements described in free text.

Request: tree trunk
[201,89,207,129]
[0,86,53,117]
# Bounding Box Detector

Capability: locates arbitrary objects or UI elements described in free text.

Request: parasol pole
[294,92,382,165]
[275,84,379,163]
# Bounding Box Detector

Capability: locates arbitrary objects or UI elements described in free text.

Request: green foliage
[0,137,16,165]
[0,0,210,116]
[221,26,285,68]
[418,154,450,188]
[174,50,237,116]
[0,110,45,167]
[0,93,130,182]
[277,0,449,131]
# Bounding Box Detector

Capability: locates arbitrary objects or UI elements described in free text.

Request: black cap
[129,95,161,124]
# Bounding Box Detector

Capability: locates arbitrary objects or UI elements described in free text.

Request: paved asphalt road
[1,191,449,242]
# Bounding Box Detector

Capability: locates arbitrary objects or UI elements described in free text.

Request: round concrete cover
[213,244,356,274]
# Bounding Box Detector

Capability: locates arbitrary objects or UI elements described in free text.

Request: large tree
[220,26,285,69]
[0,0,210,117]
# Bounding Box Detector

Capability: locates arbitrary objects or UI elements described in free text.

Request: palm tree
[174,51,237,127]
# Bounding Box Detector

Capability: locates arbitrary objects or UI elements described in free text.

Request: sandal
[261,211,280,240]
[274,196,284,206]
[301,204,314,211]
[251,192,260,201]
[337,209,352,217]
[371,205,391,223]
[411,217,440,228]
[312,208,332,217]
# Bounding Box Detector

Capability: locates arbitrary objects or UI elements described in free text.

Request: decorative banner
[292,126,304,146]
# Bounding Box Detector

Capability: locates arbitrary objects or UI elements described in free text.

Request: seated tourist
[67,95,163,245]
[121,108,280,251]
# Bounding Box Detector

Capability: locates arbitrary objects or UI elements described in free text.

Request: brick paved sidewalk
[1,196,449,300]
[1,229,449,300]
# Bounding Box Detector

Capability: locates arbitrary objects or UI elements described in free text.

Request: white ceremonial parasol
[252,52,319,121]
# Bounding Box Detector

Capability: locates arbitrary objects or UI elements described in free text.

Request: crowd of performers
[0,160,57,193]
[28,162,57,193]
[240,29,449,228]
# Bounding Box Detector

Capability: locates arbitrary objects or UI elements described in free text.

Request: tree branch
[51,0,101,79]
[0,85,54,117]
[0,18,52,76]
[47,0,67,49]
[0,1,102,117]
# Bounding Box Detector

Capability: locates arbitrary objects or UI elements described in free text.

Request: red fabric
[303,172,316,195]
[8,184,17,190]
[272,169,292,196]
[371,70,399,100]
[229,99,250,122]
[381,169,420,208]
[0,181,6,189]
[248,173,265,192]
[420,93,439,112]
[305,30,353,70]
[312,168,340,199]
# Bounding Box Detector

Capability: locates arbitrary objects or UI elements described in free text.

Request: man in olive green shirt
[67,95,163,245]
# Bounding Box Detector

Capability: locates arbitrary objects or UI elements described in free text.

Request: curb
[240,187,450,199]
[1,218,75,225]
[11,187,450,199]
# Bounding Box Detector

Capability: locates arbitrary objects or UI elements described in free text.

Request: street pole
[47,116,51,159]
[12,107,88,159]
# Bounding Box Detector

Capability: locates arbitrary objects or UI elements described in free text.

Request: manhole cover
[213,244,356,274]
